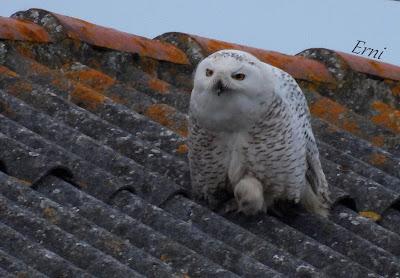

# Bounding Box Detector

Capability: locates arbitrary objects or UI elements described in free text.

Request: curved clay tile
[11,9,189,65]
[157,32,336,84]
[0,16,50,42]
[336,51,400,82]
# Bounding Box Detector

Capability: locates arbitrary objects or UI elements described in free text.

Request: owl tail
[302,155,331,218]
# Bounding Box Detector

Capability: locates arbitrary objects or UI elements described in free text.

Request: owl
[188,49,330,217]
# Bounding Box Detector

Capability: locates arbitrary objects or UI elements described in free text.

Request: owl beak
[214,79,225,96]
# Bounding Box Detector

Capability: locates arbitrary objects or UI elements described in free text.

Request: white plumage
[188,49,330,217]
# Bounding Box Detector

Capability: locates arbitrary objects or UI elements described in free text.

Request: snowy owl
[188,49,331,217]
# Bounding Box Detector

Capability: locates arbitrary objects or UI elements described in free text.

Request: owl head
[190,49,276,132]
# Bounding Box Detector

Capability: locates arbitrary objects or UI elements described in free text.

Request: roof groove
[0,194,144,278]
[0,84,189,187]
[0,104,181,207]
[0,221,94,277]
[279,208,400,276]
[165,196,381,277]
[311,118,400,179]
[0,172,179,277]
[112,190,296,277]
[0,247,48,278]
[34,176,240,277]
[331,205,400,257]
[304,88,399,154]
[2,46,190,139]
[320,156,399,213]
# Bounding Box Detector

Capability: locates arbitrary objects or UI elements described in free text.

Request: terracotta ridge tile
[0,16,50,42]
[11,9,189,65]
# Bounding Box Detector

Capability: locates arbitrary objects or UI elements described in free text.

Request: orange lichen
[341,119,360,134]
[65,67,115,91]
[190,34,336,84]
[337,51,400,81]
[145,104,188,137]
[6,81,33,96]
[371,101,400,133]
[310,98,346,124]
[370,135,385,147]
[70,84,106,110]
[391,84,400,97]
[15,44,35,59]
[176,144,188,154]
[0,65,18,78]
[43,207,59,224]
[14,177,31,186]
[52,12,189,64]
[108,94,128,106]
[145,104,174,126]
[28,61,52,76]
[359,211,382,222]
[0,17,51,42]
[368,153,387,166]
[148,78,169,94]
[51,78,73,92]
[160,254,169,262]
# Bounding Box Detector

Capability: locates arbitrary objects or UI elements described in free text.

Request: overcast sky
[2,0,400,66]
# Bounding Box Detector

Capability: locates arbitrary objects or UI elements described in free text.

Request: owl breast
[225,132,249,188]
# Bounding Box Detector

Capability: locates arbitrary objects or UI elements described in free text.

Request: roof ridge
[10,8,189,65]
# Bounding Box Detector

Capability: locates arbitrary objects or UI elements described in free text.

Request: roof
[0,8,399,278]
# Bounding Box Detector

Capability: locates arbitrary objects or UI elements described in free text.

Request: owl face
[193,50,264,97]
[190,50,275,132]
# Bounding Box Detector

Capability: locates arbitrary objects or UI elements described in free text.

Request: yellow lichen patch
[145,104,188,137]
[368,153,387,166]
[148,78,169,94]
[371,135,385,147]
[70,84,107,110]
[0,65,18,78]
[43,207,59,224]
[371,101,400,133]
[176,144,188,154]
[359,211,382,222]
[65,68,115,91]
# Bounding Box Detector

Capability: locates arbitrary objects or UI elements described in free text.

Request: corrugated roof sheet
[0,8,399,278]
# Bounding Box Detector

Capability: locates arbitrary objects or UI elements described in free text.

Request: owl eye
[205,68,214,77]
[232,73,246,80]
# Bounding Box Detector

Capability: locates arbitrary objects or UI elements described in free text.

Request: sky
[1,0,400,66]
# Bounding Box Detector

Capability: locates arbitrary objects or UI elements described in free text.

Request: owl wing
[188,115,230,208]
[273,67,331,212]
[305,135,331,205]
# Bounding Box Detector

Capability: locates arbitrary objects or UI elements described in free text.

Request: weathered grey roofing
[0,8,399,278]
